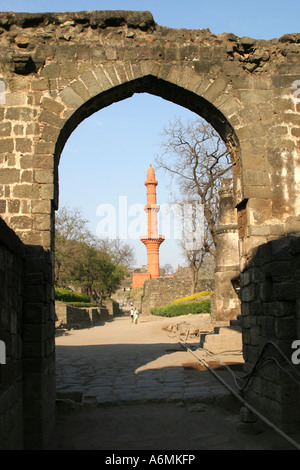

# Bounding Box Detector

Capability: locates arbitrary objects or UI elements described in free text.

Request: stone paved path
[55,315,237,405]
[50,314,295,451]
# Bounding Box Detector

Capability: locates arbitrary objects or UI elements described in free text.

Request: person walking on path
[130,307,134,323]
[133,308,139,324]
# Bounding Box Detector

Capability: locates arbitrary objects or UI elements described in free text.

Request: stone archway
[0,10,299,448]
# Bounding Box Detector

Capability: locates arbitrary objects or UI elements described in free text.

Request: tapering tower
[140,165,165,279]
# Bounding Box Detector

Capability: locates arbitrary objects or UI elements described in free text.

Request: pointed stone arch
[0,10,299,448]
[37,68,243,218]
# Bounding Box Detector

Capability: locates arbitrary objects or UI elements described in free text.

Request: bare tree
[156,117,232,292]
[94,237,135,268]
[55,206,93,285]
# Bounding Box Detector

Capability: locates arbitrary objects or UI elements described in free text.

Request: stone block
[23,303,47,324]
[275,317,297,340]
[93,66,114,89]
[0,122,12,137]
[55,44,76,60]
[7,200,20,214]
[19,155,33,169]
[39,184,54,200]
[258,280,273,302]
[80,70,103,96]
[21,170,33,183]
[16,138,32,153]
[70,80,90,101]
[34,142,55,155]
[34,171,53,184]
[240,284,255,303]
[76,45,91,61]
[0,169,20,184]
[32,215,51,231]
[59,87,84,109]
[10,215,32,230]
[244,170,268,186]
[0,139,14,153]
[12,184,39,199]
[248,225,271,237]
[0,200,6,213]
[39,110,64,129]
[23,324,48,343]
[40,125,60,143]
[31,200,51,214]
[274,282,299,301]
[103,65,121,86]
[114,63,128,84]
[5,107,36,122]
[203,73,230,102]
[39,63,61,79]
[270,260,294,282]
[41,98,65,116]
[60,61,78,80]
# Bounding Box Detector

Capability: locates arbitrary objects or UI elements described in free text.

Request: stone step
[199,324,243,354]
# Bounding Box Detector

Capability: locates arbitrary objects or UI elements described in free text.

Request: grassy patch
[151,299,210,317]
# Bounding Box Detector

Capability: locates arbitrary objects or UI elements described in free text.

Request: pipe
[179,342,300,451]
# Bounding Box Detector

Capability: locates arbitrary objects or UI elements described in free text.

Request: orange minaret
[140,165,165,279]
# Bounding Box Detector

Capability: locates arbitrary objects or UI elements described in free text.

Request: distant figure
[133,308,139,324]
[130,308,134,322]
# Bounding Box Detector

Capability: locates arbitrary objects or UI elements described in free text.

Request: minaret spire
[140,165,165,279]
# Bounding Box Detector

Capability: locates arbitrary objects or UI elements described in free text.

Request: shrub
[151,299,210,317]
[55,286,90,304]
[172,291,214,304]
[65,302,98,308]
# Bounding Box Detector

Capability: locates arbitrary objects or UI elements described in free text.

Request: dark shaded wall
[0,217,56,449]
[240,235,300,432]
[0,217,24,449]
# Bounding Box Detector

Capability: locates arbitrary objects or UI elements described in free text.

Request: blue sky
[1,1,299,269]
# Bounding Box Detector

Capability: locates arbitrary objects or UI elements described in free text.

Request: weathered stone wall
[0,217,24,449]
[0,10,299,262]
[142,277,214,315]
[214,179,241,321]
[22,244,56,450]
[103,299,120,317]
[0,217,56,449]
[240,235,300,432]
[0,9,299,443]
[55,301,110,327]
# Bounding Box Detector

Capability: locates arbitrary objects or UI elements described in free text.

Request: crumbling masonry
[0,10,299,448]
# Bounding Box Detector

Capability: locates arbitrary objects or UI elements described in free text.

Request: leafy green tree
[55,205,131,299]
[69,243,125,301]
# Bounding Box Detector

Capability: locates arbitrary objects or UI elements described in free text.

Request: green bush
[151,299,210,317]
[65,302,98,308]
[55,286,90,304]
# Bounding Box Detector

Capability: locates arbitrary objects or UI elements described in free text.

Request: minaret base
[140,236,165,279]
